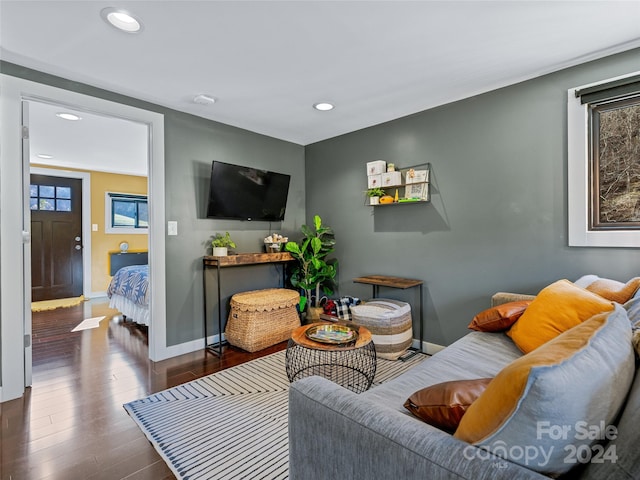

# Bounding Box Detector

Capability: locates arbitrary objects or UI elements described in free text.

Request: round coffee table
[285,322,377,393]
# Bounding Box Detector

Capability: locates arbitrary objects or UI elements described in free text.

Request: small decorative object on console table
[211,231,236,256]
[353,274,424,360]
[285,322,377,393]
[264,233,288,253]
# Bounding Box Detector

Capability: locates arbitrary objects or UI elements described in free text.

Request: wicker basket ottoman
[225,288,300,352]
[350,298,412,360]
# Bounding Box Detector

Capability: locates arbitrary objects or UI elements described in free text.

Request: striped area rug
[124,349,427,480]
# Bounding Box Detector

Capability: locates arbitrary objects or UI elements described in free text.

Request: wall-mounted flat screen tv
[206,160,291,221]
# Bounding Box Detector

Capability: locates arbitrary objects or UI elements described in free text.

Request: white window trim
[567,71,640,248]
[105,191,149,234]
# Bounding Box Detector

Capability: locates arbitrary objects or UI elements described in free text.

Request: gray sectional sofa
[288,291,640,480]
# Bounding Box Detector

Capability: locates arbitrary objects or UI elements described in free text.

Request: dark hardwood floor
[0,299,286,480]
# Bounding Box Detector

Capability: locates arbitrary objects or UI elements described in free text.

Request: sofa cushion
[468,301,531,332]
[576,274,640,303]
[404,378,492,432]
[581,364,640,480]
[454,304,634,476]
[361,331,523,416]
[624,294,640,328]
[507,279,613,353]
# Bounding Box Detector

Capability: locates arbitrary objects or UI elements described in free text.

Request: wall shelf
[366,162,431,206]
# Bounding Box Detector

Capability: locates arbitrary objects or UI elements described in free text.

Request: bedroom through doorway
[27,98,150,376]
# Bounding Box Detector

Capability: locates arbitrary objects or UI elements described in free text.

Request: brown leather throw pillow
[467,300,532,332]
[404,378,493,432]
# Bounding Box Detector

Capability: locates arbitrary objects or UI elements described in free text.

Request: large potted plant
[211,232,236,256]
[285,215,337,320]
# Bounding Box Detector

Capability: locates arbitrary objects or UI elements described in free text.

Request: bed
[107,264,150,326]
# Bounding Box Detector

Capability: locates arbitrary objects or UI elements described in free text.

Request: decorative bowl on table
[305,323,359,345]
[265,242,283,253]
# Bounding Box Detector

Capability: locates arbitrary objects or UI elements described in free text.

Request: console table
[353,274,424,360]
[203,252,295,356]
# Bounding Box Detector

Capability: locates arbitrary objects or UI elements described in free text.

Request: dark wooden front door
[30,174,83,301]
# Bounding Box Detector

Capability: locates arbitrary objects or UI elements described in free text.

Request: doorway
[0,74,167,402]
[27,98,150,367]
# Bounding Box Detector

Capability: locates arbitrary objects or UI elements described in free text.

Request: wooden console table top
[353,274,423,289]
[203,252,294,267]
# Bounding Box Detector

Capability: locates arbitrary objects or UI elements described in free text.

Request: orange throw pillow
[404,378,492,432]
[468,301,532,332]
[585,277,640,303]
[507,279,613,353]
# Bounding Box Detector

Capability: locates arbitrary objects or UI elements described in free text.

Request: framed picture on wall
[405,169,429,200]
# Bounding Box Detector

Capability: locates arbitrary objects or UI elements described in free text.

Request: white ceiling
[2,0,640,160]
[27,100,149,176]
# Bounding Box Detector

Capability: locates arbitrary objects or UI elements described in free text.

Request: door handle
[75,236,81,242]
[75,245,82,250]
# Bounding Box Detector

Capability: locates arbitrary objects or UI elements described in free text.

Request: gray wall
[164,112,305,344]
[1,62,306,348]
[304,47,640,347]
[4,45,640,354]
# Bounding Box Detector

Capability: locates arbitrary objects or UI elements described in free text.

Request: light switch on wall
[92,224,98,232]
[167,221,178,236]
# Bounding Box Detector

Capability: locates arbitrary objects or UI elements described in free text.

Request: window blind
[575,74,640,104]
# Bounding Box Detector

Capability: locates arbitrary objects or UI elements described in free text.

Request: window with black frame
[576,76,640,230]
[106,192,148,233]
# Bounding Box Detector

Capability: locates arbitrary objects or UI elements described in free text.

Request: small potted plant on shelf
[366,187,386,205]
[211,232,236,256]
[285,215,338,321]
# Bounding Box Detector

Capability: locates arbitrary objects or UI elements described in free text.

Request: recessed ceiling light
[37,154,54,159]
[193,94,217,106]
[313,102,335,111]
[101,7,143,33]
[56,112,82,121]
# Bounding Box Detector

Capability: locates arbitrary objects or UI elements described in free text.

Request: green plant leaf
[285,241,300,254]
[301,224,313,237]
[311,237,322,254]
[314,215,322,230]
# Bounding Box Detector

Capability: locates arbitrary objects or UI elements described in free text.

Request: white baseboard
[90,291,108,299]
[161,334,226,359]
[413,339,445,355]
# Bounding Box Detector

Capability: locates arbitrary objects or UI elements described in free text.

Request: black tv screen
[206,161,291,221]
